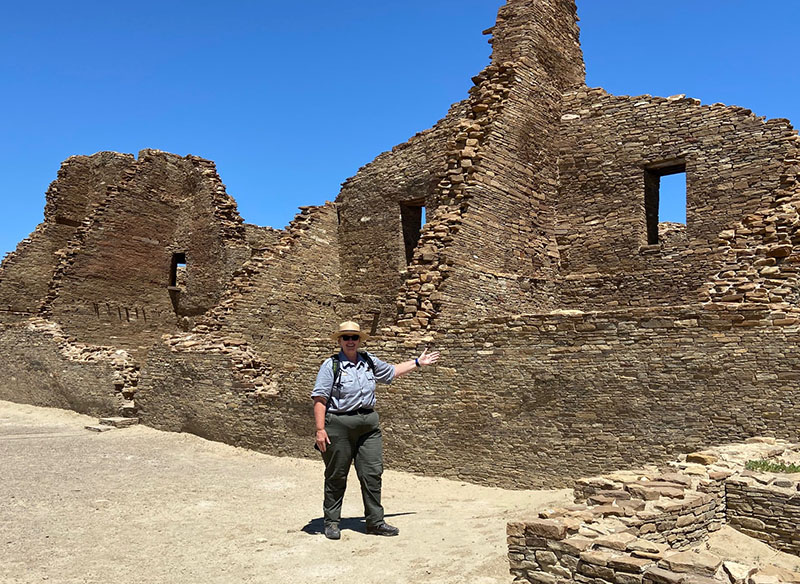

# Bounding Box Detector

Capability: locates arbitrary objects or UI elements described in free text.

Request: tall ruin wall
[193,201,344,349]
[555,89,798,310]
[391,0,585,332]
[336,111,463,328]
[41,150,251,358]
[0,152,136,317]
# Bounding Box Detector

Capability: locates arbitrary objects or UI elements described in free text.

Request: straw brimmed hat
[330,321,369,342]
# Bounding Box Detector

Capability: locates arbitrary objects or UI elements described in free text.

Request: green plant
[745,459,800,474]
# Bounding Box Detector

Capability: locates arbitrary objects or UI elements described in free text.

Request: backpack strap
[359,351,375,373]
[331,353,342,387]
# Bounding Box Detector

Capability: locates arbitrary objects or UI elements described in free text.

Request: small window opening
[400,200,426,264]
[644,162,686,244]
[169,252,187,287]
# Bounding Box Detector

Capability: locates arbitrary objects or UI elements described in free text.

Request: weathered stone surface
[686,453,719,466]
[595,532,639,551]
[724,561,755,584]
[644,567,685,584]
[753,566,800,584]
[609,555,655,574]
[659,551,721,577]
[508,442,800,584]
[527,519,568,540]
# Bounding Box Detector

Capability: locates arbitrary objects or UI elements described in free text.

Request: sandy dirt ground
[0,400,572,584]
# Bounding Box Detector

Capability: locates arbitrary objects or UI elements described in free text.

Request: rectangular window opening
[169,252,187,287]
[644,162,686,245]
[400,200,426,264]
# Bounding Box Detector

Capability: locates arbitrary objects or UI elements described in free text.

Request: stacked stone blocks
[509,440,800,584]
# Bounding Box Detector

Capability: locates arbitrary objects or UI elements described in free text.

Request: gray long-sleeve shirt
[311,351,395,413]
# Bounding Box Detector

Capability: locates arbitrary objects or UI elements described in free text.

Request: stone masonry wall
[726,476,800,557]
[135,337,331,456]
[0,319,137,416]
[509,440,800,584]
[706,137,800,310]
[336,107,466,329]
[133,304,800,490]
[192,202,343,352]
[396,0,585,332]
[371,309,800,488]
[556,89,798,309]
[5,0,800,497]
[42,150,250,358]
[0,152,135,316]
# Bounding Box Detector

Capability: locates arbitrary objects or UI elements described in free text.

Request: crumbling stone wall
[0,318,136,416]
[41,150,250,357]
[0,152,135,316]
[556,89,798,309]
[337,110,465,328]
[192,202,343,350]
[509,440,800,584]
[392,0,585,332]
[706,138,800,310]
[133,304,800,489]
[3,0,800,493]
[135,336,332,455]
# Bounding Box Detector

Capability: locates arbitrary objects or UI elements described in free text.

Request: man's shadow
[301,512,416,535]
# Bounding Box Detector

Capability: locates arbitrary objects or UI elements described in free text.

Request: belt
[332,408,374,416]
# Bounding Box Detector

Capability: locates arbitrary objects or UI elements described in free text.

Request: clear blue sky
[1,1,798,257]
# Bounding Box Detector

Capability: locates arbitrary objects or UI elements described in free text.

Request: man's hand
[315,429,331,453]
[417,347,440,367]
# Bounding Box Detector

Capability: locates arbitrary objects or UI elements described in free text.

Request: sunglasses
[341,335,360,341]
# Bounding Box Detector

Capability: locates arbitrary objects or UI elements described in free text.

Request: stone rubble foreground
[509,438,800,584]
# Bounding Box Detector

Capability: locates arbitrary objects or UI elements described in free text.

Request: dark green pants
[321,410,384,527]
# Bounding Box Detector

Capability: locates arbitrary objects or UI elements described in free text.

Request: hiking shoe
[324,524,341,540]
[366,522,399,536]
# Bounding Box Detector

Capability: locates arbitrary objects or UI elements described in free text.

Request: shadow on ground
[301,512,417,534]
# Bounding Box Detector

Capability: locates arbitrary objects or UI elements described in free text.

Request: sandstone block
[580,550,614,566]
[535,550,558,566]
[578,560,615,580]
[686,453,718,465]
[644,567,685,584]
[752,566,800,584]
[526,519,567,540]
[526,571,557,584]
[723,561,755,584]
[549,536,594,555]
[658,551,721,577]
[99,416,139,428]
[609,555,655,574]
[616,573,644,584]
[85,425,114,432]
[733,517,766,530]
[594,532,639,551]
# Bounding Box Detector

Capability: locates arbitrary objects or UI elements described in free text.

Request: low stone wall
[135,341,312,456]
[0,319,136,417]
[507,517,726,584]
[727,475,800,557]
[509,440,800,584]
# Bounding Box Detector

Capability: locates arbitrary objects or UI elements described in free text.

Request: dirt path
[0,400,570,584]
